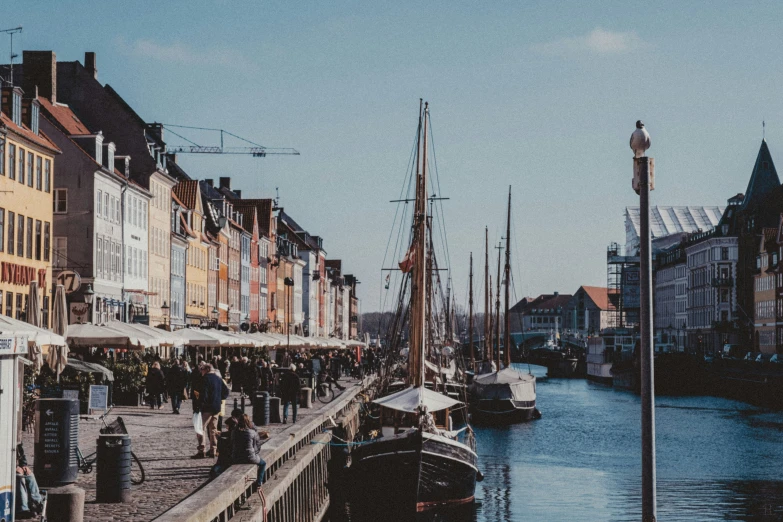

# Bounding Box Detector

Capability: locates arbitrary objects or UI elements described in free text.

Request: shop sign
[1,262,46,287]
[70,303,89,324]
[56,270,81,294]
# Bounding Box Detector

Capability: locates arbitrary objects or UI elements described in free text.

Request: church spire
[742,140,780,211]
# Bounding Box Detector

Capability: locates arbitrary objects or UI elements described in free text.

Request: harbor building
[753,228,778,354]
[0,85,59,325]
[653,244,687,351]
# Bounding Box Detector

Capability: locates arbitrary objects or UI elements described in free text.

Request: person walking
[231,413,267,487]
[146,362,166,410]
[167,360,187,414]
[182,360,193,399]
[280,364,301,424]
[192,363,229,459]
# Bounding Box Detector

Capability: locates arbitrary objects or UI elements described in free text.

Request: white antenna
[0,26,22,86]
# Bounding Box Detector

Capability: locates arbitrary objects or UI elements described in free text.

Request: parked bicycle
[75,407,145,485]
[315,373,346,404]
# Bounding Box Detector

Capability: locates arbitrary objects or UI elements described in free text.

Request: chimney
[85,52,97,79]
[204,179,214,187]
[146,123,164,143]
[554,291,559,297]
[22,51,56,103]
[234,190,242,198]
[219,177,231,190]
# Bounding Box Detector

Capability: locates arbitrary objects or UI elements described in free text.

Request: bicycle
[75,407,146,485]
[315,382,335,403]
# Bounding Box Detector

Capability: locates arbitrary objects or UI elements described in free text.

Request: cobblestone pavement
[21,377,364,522]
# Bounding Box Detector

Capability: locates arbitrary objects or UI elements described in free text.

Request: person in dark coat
[259,360,274,393]
[210,417,237,478]
[146,362,166,410]
[229,356,243,392]
[167,360,187,414]
[242,357,260,395]
[192,363,230,459]
[280,364,301,424]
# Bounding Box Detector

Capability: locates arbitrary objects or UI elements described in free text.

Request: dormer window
[31,103,39,135]
[12,90,21,126]
[106,143,115,172]
[95,134,104,166]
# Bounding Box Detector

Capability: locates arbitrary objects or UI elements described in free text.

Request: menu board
[89,385,109,412]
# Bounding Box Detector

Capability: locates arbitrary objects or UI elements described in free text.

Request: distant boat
[469,188,540,425]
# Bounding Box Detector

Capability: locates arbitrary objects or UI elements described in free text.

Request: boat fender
[476,470,484,482]
[533,408,542,420]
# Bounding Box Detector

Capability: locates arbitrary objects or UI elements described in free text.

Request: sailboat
[349,101,479,516]
[469,188,540,425]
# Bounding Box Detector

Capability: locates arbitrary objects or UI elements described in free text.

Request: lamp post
[161,301,170,330]
[284,277,294,355]
[211,307,219,328]
[631,120,657,521]
[83,284,95,324]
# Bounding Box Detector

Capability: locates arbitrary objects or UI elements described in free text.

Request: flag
[384,272,391,289]
[399,244,416,273]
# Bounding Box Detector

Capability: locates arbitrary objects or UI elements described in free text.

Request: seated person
[231,414,268,487]
[209,417,237,478]
[15,444,43,519]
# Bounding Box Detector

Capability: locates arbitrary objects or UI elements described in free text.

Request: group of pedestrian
[144,358,193,414]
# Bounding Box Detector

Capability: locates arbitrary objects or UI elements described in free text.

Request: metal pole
[638,157,657,521]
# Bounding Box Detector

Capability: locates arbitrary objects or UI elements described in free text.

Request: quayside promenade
[22,378,370,522]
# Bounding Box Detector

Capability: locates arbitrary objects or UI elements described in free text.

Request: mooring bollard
[46,485,85,522]
[300,388,313,409]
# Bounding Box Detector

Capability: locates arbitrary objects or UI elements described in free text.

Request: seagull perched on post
[630,120,651,158]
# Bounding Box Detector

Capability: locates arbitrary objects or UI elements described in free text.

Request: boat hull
[470,399,539,424]
[349,429,477,518]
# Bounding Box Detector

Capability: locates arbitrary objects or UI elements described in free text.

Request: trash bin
[34,398,79,487]
[300,388,313,409]
[253,392,270,426]
[96,434,132,503]
[268,396,282,423]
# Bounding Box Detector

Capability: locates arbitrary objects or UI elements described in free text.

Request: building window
[36,156,42,190]
[18,147,25,184]
[8,144,14,180]
[42,295,49,329]
[5,292,11,317]
[35,220,41,260]
[0,208,4,253]
[53,237,66,268]
[0,139,4,176]
[44,159,50,192]
[44,222,50,261]
[27,152,33,187]
[7,211,14,255]
[26,217,32,259]
[17,214,23,258]
[15,293,22,320]
[54,189,67,213]
[97,238,103,278]
[104,193,109,218]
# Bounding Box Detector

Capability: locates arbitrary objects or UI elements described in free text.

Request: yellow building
[0,87,60,325]
[174,180,209,325]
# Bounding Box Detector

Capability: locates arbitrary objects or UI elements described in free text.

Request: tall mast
[487,275,493,362]
[484,227,490,362]
[469,252,475,370]
[408,99,424,387]
[495,241,502,372]
[411,101,429,388]
[504,186,512,369]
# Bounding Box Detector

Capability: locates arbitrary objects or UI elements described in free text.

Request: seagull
[630,120,651,158]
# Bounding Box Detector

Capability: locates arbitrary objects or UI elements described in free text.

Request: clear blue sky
[11,1,783,312]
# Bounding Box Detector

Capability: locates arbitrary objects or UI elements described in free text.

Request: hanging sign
[56,270,82,294]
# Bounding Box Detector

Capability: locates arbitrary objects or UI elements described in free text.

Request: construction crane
[161,123,299,158]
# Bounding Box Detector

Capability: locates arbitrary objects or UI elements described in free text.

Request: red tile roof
[37,98,91,135]
[581,286,615,311]
[234,205,258,234]
[0,112,60,154]
[173,180,199,209]
[235,199,274,237]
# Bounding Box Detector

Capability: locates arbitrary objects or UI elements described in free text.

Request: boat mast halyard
[469,252,475,371]
[495,241,502,373]
[504,186,512,369]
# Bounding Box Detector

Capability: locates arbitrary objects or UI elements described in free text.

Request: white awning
[373,386,462,414]
[0,314,66,347]
[65,323,141,349]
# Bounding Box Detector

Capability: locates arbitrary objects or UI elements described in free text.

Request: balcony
[712,276,733,287]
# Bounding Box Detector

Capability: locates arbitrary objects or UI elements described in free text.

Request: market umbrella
[27,281,41,328]
[46,344,70,378]
[65,323,136,349]
[52,285,67,336]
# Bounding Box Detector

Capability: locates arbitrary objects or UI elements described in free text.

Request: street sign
[56,270,82,294]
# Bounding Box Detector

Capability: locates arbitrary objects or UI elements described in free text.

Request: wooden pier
[153,378,371,522]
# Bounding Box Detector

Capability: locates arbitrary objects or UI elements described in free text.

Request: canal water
[464,364,783,521]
